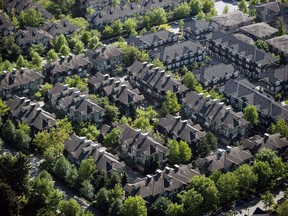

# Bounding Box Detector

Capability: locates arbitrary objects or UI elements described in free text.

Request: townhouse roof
[211,11,254,28]
[150,40,203,61]
[233,33,255,45]
[266,35,288,56]
[239,22,278,39]
[184,20,216,34]
[194,63,236,84]
[6,95,56,130]
[44,54,92,75]
[209,31,278,65]
[0,69,44,92]
[40,20,77,37]
[158,114,206,144]
[6,0,53,19]
[259,65,288,86]
[118,123,169,157]
[127,29,178,48]
[85,46,123,64]
[243,133,288,153]
[183,91,250,130]
[221,79,288,119]
[0,14,14,32]
[65,134,125,172]
[124,165,200,199]
[15,27,53,45]
[196,146,253,173]
[254,1,288,20]
[127,61,188,95]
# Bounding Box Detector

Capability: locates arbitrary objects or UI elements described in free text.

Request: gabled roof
[158,114,206,143]
[127,61,188,95]
[85,46,123,64]
[0,69,44,92]
[124,165,200,199]
[259,64,288,86]
[222,79,288,119]
[196,146,253,173]
[40,20,77,37]
[6,95,56,130]
[150,41,203,61]
[211,11,254,28]
[15,27,53,45]
[266,35,288,55]
[239,22,278,39]
[0,14,14,32]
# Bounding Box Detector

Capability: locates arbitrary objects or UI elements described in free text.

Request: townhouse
[196,146,253,174]
[64,134,126,173]
[257,64,288,96]
[150,41,205,70]
[43,54,92,84]
[0,69,44,99]
[127,29,179,50]
[40,20,78,38]
[117,123,169,173]
[243,133,288,156]
[127,61,188,103]
[211,11,254,33]
[193,63,239,90]
[183,20,216,41]
[15,27,53,49]
[124,165,200,202]
[48,83,104,125]
[182,91,250,144]
[157,114,206,147]
[239,22,278,40]
[6,95,56,131]
[89,73,144,115]
[220,79,288,126]
[206,31,278,78]
[266,35,288,64]
[85,46,124,72]
[0,14,14,36]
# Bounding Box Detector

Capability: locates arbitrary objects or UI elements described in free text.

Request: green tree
[73,41,84,54]
[30,43,46,56]
[40,82,53,96]
[81,32,91,46]
[0,36,21,61]
[109,199,123,216]
[255,39,269,51]
[150,26,157,33]
[16,55,29,69]
[103,128,120,148]
[256,147,277,165]
[64,75,88,92]
[108,172,122,189]
[178,188,203,215]
[253,161,273,189]
[112,20,123,35]
[88,36,100,50]
[132,116,151,132]
[66,164,79,187]
[250,6,256,16]
[0,152,30,196]
[216,172,239,205]
[104,104,120,123]
[151,58,165,69]
[243,105,259,125]
[54,34,68,52]
[47,49,59,63]
[123,196,147,216]
[202,0,215,14]
[278,200,288,216]
[234,164,258,196]
[179,19,184,32]
[188,176,219,213]
[56,117,73,135]
[261,191,275,210]
[79,123,100,141]
[112,0,120,6]
[103,26,114,38]
[59,44,70,56]
[2,120,16,143]
[278,21,286,36]
[53,156,71,178]
[147,8,167,26]
[0,181,20,215]
[121,45,149,66]
[124,18,137,33]
[238,0,249,13]
[223,5,229,14]
[168,140,181,164]
[109,183,125,202]
[0,99,9,117]
[179,140,192,163]
[161,91,181,116]
[95,187,110,213]
[197,132,217,157]
[174,2,191,19]
[30,50,43,68]
[0,60,13,72]
[80,180,94,200]
[165,203,184,216]
[18,8,44,28]
[190,0,203,16]
[15,129,31,149]
[182,72,199,91]
[58,198,91,216]
[78,157,97,181]
[150,197,172,216]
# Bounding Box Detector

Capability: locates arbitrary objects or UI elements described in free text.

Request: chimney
[142,62,148,67]
[264,133,269,142]
[155,169,162,178]
[32,31,36,37]
[174,164,179,172]
[114,80,121,87]
[68,53,73,61]
[103,74,109,80]
[165,166,171,174]
[146,174,152,186]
